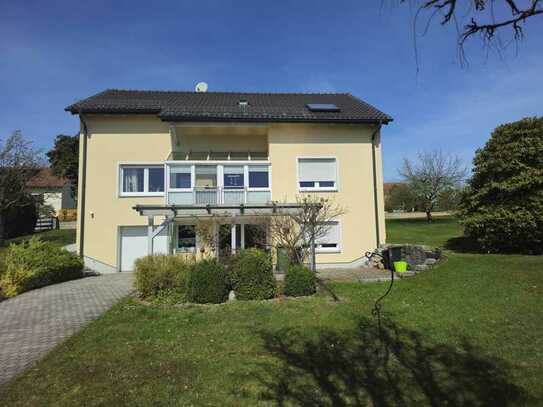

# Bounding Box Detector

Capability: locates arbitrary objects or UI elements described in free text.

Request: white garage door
[120,226,169,271]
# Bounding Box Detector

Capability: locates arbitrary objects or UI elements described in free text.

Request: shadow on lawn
[255,317,526,406]
[445,235,484,254]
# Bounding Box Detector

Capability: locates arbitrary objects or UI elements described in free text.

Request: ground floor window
[315,221,341,252]
[177,225,196,252]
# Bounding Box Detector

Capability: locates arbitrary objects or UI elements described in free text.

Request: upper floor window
[224,166,244,189]
[170,165,191,190]
[298,158,337,191]
[120,165,164,196]
[248,165,269,189]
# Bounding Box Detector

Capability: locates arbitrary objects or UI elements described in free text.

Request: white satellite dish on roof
[195,82,208,92]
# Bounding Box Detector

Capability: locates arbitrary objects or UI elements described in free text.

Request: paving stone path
[0,273,134,386]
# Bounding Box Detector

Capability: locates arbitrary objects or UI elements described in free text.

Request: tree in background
[459,117,543,254]
[0,131,43,246]
[400,150,466,222]
[385,183,422,212]
[47,134,79,199]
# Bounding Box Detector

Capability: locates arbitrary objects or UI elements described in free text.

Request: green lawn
[1,219,542,406]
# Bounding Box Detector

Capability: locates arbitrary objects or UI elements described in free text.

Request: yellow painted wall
[78,115,386,269]
[268,123,386,265]
[79,115,171,268]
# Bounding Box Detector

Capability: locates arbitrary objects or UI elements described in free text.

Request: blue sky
[1,0,542,181]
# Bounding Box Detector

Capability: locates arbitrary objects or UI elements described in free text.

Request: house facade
[66,89,392,273]
[26,168,76,216]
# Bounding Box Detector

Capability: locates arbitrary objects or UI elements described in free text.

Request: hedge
[229,248,276,300]
[284,265,316,297]
[134,254,191,300]
[0,237,84,297]
[186,259,229,304]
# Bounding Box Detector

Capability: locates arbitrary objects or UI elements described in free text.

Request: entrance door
[218,223,266,258]
[218,224,242,258]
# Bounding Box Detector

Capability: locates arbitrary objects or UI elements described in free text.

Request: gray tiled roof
[65,89,392,124]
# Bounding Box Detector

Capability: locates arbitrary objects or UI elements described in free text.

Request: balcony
[168,187,271,205]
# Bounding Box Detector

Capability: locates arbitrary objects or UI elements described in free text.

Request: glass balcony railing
[168,187,271,206]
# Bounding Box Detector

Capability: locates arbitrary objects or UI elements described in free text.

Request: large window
[170,166,191,189]
[248,165,269,189]
[315,221,341,252]
[298,158,337,191]
[121,165,164,195]
[177,225,196,252]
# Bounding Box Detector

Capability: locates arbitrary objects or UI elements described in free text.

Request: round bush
[186,259,228,304]
[229,248,276,300]
[459,117,543,254]
[0,237,84,297]
[284,265,316,297]
[134,254,191,299]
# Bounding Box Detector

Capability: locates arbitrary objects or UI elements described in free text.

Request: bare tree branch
[397,0,542,64]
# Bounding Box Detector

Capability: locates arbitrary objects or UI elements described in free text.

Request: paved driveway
[0,273,134,385]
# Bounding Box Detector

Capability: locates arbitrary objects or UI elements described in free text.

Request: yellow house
[65,89,392,273]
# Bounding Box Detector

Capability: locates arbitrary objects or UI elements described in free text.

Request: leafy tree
[0,131,43,246]
[47,134,79,199]
[385,183,423,212]
[459,117,543,254]
[400,150,466,222]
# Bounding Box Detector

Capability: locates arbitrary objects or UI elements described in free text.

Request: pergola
[132,202,321,270]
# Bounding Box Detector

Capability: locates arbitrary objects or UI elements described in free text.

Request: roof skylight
[306,103,340,112]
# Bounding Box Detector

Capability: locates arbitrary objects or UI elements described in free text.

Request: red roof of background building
[27,168,67,188]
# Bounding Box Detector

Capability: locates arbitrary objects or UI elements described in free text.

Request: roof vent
[306,103,340,112]
[195,82,208,92]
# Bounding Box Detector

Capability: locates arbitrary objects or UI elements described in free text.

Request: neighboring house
[66,89,392,273]
[26,168,76,215]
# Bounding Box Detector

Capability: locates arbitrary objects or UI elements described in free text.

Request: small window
[170,166,191,189]
[249,165,269,189]
[298,158,337,191]
[306,103,340,112]
[177,225,196,252]
[121,166,164,195]
[315,222,341,252]
[223,166,244,189]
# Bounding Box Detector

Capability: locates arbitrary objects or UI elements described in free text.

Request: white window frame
[119,164,165,197]
[247,164,271,192]
[175,224,197,253]
[297,156,339,192]
[315,220,342,253]
[167,164,194,192]
[165,161,271,193]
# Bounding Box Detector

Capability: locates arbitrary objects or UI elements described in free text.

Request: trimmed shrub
[186,259,228,304]
[459,117,543,254]
[284,265,316,297]
[134,254,191,299]
[0,237,84,297]
[229,248,276,300]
